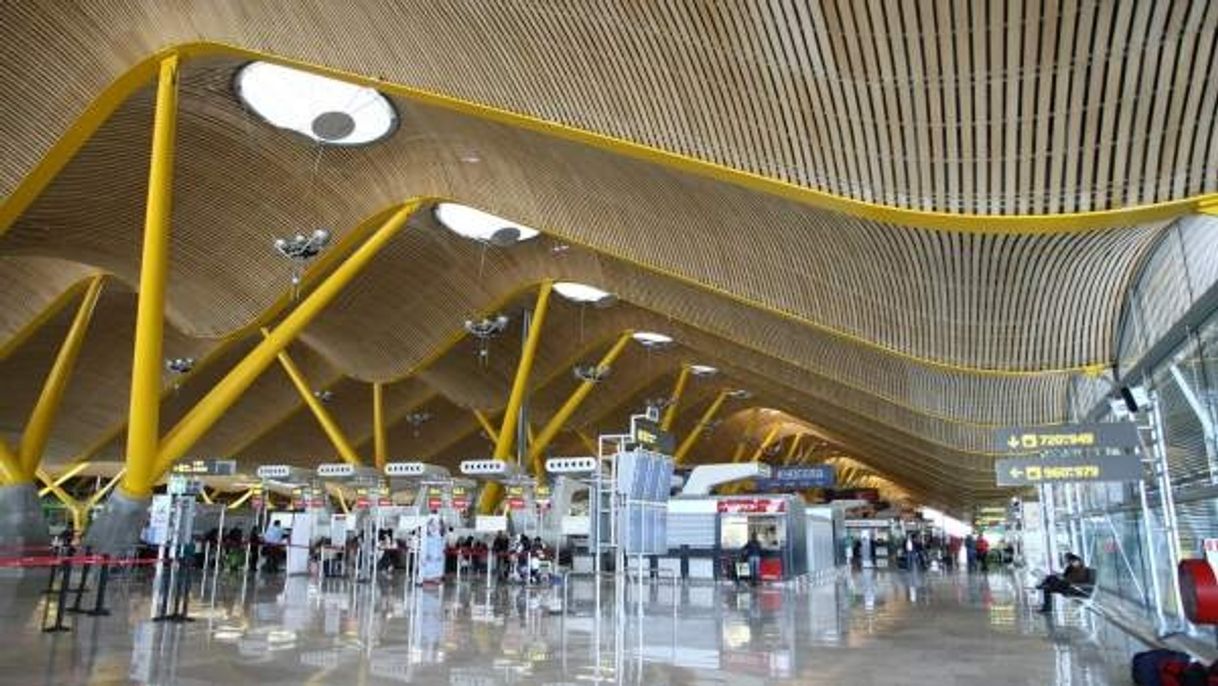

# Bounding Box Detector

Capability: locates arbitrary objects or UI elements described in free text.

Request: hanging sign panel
[993,422,1140,452]
[994,453,1143,486]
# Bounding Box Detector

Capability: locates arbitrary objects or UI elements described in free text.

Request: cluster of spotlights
[313,389,334,403]
[573,364,612,383]
[464,314,510,365]
[166,357,195,374]
[273,229,332,261]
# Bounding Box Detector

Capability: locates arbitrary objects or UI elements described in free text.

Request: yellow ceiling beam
[0,276,99,361]
[37,461,91,497]
[494,281,552,461]
[5,41,1213,240]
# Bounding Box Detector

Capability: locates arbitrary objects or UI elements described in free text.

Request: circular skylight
[632,331,674,346]
[553,282,615,305]
[689,364,718,376]
[236,62,397,146]
[434,203,540,245]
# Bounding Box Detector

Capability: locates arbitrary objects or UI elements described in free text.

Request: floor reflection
[0,567,1134,685]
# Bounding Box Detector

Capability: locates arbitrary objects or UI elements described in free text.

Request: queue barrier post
[43,558,72,633]
[41,549,61,595]
[66,547,93,614]
[85,556,112,616]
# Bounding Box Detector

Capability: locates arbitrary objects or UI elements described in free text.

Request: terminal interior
[1,3,1217,685]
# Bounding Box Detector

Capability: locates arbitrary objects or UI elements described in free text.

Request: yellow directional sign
[994,422,1139,452]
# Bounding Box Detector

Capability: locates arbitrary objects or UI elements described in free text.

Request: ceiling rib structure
[2,2,1216,510]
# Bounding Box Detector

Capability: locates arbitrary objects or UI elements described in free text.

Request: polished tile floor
[0,566,1144,685]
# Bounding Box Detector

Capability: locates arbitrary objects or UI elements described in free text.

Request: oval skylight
[553,282,614,304]
[632,331,674,346]
[689,364,718,376]
[434,203,540,245]
[236,62,397,146]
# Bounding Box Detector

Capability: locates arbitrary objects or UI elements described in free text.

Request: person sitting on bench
[1036,553,1095,612]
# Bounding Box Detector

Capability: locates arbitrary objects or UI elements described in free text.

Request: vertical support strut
[373,382,387,470]
[19,276,105,479]
[121,54,179,498]
[783,434,803,466]
[660,365,691,432]
[673,391,729,465]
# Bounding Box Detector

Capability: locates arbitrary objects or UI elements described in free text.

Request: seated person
[1036,553,1095,612]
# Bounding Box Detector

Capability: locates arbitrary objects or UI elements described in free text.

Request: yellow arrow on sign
[1007,436,1021,449]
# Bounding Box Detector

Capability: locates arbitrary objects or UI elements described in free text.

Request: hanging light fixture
[273,228,332,295]
[313,389,334,404]
[573,364,611,383]
[464,314,510,365]
[405,411,432,437]
[165,357,195,391]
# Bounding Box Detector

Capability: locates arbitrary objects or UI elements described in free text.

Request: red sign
[310,498,325,508]
[355,497,370,509]
[717,498,786,514]
[452,498,469,511]
[427,497,443,511]
[507,497,526,510]
[378,498,392,507]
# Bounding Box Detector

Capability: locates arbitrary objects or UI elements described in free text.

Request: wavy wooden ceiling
[3,2,1216,509]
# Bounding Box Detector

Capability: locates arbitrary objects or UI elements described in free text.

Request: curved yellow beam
[0,275,100,361]
[4,42,1215,239]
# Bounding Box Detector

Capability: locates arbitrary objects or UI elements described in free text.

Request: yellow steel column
[373,382,387,470]
[673,390,729,465]
[527,330,635,477]
[149,200,422,482]
[19,275,105,479]
[478,282,553,513]
[471,410,497,438]
[122,54,179,498]
[782,434,803,465]
[272,340,362,466]
[36,467,81,515]
[576,430,598,455]
[494,281,553,460]
[0,439,23,485]
[37,462,91,497]
[86,469,125,509]
[731,409,761,463]
[746,425,782,463]
[660,365,691,432]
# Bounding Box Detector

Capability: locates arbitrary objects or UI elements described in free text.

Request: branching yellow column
[275,348,363,467]
[0,439,23,485]
[478,282,553,513]
[147,200,423,484]
[373,382,387,470]
[660,365,691,432]
[121,54,180,498]
[37,462,91,497]
[528,330,635,478]
[19,275,105,479]
[731,409,761,463]
[471,410,497,438]
[673,390,729,465]
[746,425,782,463]
[782,434,803,465]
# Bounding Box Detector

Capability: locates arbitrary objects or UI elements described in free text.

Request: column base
[0,483,50,577]
[84,490,149,555]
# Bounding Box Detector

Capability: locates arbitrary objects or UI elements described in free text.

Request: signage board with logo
[756,465,836,491]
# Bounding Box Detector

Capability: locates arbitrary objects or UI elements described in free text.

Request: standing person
[964,535,976,572]
[262,519,285,573]
[741,534,762,584]
[975,535,990,573]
